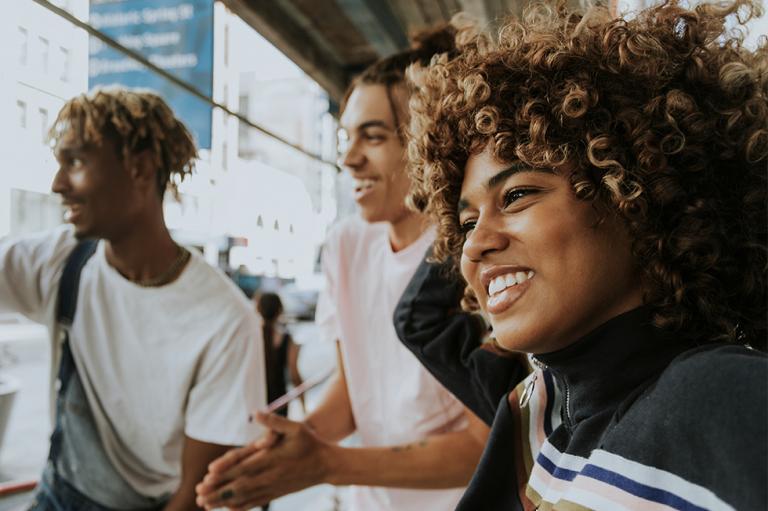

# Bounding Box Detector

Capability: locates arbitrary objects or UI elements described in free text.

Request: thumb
[254,411,299,434]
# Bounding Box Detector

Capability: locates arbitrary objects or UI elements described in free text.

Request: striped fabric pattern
[510,369,734,511]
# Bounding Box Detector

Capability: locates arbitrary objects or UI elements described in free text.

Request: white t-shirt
[315,217,467,511]
[0,227,265,497]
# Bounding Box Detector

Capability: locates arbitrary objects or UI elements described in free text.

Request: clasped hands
[195,412,333,511]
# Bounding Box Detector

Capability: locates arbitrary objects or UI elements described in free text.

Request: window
[17,100,27,128]
[39,37,49,73]
[273,219,279,231]
[224,24,230,66]
[222,142,228,171]
[39,108,48,143]
[18,27,28,66]
[223,84,228,107]
[59,47,70,82]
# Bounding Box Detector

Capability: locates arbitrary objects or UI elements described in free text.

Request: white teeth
[354,178,376,190]
[487,270,535,297]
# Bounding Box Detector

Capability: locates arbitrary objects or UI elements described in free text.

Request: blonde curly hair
[408,0,767,348]
[50,87,197,198]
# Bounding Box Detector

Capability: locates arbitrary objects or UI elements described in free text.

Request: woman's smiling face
[458,145,644,354]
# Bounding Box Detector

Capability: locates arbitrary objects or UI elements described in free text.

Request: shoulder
[182,250,255,319]
[654,343,767,410]
[615,342,767,450]
[323,215,385,259]
[2,225,77,261]
[606,344,768,510]
[1,225,79,280]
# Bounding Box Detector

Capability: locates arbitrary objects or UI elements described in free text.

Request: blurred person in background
[397,0,768,509]
[197,25,489,511]
[0,87,266,511]
[256,292,303,416]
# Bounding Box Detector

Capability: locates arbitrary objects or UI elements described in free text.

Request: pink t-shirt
[316,217,467,511]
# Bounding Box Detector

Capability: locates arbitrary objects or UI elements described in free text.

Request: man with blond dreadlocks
[0,87,266,510]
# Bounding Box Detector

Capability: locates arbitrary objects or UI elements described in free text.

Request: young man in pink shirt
[196,26,489,511]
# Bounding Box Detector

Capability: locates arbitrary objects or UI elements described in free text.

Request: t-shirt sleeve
[185,313,266,446]
[0,227,75,323]
[394,251,531,426]
[314,233,341,344]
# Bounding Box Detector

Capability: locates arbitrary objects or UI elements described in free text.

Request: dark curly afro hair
[408,0,767,349]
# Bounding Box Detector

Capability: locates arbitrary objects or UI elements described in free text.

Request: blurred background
[0,0,764,509]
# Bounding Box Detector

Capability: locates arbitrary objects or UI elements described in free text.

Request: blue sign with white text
[89,0,214,149]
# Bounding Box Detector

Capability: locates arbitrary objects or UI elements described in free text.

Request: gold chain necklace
[135,246,191,288]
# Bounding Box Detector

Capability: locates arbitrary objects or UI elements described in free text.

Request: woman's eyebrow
[458,163,533,214]
[485,163,528,190]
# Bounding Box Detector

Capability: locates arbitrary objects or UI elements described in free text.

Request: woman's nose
[463,220,510,263]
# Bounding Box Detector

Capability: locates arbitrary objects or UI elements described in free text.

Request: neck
[104,213,180,284]
[388,210,429,252]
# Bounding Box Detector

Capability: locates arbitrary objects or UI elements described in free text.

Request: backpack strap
[56,239,98,327]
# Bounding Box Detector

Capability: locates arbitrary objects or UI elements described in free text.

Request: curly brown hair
[408,0,768,348]
[50,86,197,198]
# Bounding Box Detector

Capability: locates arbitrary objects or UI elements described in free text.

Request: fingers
[196,469,283,510]
[253,411,300,434]
[198,447,271,497]
[251,428,280,450]
[207,443,259,474]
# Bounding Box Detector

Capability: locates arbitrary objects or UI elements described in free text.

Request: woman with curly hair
[395,1,768,509]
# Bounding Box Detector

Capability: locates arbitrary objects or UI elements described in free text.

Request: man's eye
[72,158,84,167]
[502,188,535,207]
[364,132,386,142]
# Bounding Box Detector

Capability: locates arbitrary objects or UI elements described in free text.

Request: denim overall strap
[48,239,97,462]
[31,240,166,511]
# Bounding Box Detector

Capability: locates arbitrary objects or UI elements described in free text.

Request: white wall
[0,0,89,238]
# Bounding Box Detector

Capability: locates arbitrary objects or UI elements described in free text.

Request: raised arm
[0,228,74,322]
[394,251,529,425]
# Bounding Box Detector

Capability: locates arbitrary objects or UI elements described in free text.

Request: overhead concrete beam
[334,0,409,57]
[223,0,349,102]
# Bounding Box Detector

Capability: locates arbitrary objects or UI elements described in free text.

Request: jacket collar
[534,307,692,426]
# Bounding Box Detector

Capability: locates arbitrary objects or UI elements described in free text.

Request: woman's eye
[72,158,84,167]
[502,188,535,207]
[460,220,476,236]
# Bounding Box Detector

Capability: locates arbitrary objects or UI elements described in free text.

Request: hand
[195,412,334,510]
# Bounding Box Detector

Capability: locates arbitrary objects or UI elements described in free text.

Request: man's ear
[129,149,159,194]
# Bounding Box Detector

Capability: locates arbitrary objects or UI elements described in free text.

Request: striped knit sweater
[394,254,767,511]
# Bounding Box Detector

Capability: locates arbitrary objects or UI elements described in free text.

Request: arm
[302,341,355,442]
[285,337,304,412]
[394,250,530,425]
[196,406,488,510]
[163,437,232,511]
[0,228,74,322]
[325,406,488,488]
